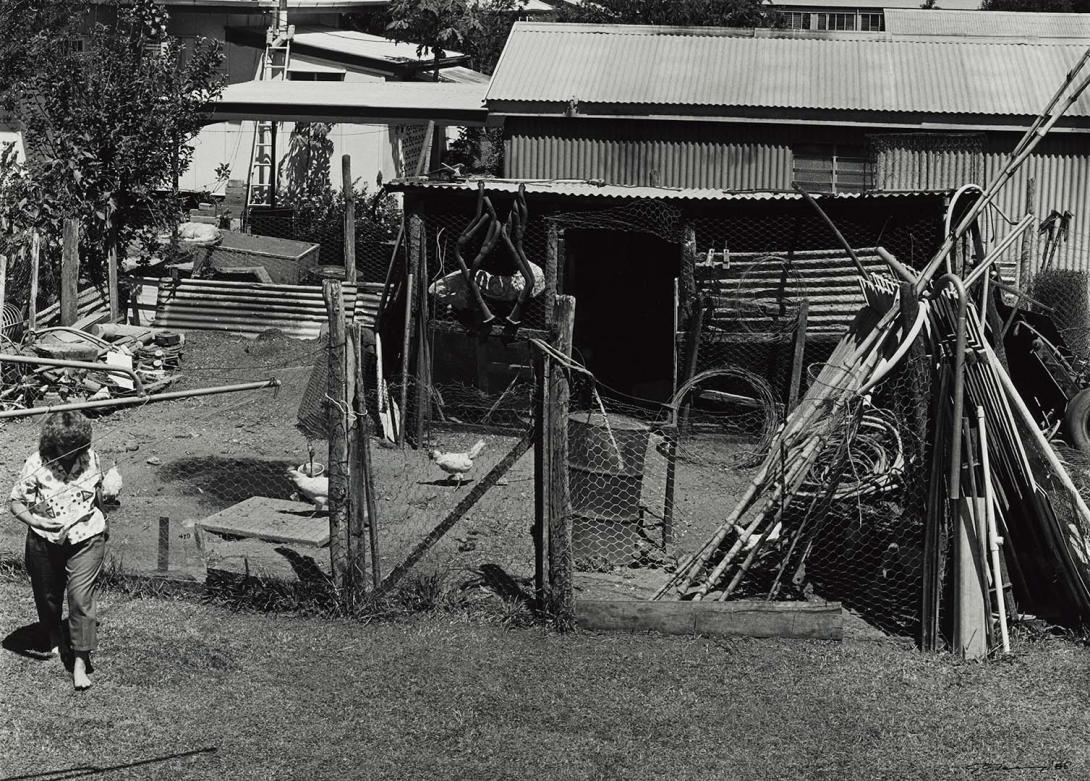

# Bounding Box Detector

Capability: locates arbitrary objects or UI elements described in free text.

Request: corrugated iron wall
[504,118,794,190]
[873,132,1090,280]
[984,135,1090,279]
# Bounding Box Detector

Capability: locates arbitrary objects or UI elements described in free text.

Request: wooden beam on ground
[342,155,357,285]
[576,599,843,641]
[373,429,535,600]
[60,219,79,326]
[548,295,576,629]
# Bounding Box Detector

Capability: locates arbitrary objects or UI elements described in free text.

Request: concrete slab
[195,496,329,547]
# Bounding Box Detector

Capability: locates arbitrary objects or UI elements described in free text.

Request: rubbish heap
[1,323,184,412]
[656,49,1090,657]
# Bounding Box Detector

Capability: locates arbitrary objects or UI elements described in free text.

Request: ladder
[243,11,293,227]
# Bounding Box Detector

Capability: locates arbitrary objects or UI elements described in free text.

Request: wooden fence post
[533,346,551,607]
[61,218,79,326]
[545,222,558,327]
[679,222,697,329]
[342,155,357,285]
[106,208,119,321]
[548,295,576,630]
[28,232,40,330]
[399,213,421,448]
[0,250,7,324]
[324,280,353,594]
[355,329,382,589]
[1017,177,1035,290]
[346,323,367,604]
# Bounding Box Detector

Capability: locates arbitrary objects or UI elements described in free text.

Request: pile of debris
[656,50,1090,657]
[1,323,184,412]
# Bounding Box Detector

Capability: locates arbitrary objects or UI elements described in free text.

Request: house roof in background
[884,9,1090,38]
[486,22,1090,121]
[226,26,469,76]
[207,81,487,125]
[769,0,979,9]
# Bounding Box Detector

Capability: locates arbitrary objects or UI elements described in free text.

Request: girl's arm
[9,499,64,531]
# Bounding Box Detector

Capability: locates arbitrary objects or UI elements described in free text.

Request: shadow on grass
[157,456,297,505]
[0,747,217,780]
[2,623,51,660]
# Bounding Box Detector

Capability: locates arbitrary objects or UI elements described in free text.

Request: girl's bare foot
[72,654,92,690]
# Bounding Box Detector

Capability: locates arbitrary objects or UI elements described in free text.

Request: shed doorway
[563,229,679,403]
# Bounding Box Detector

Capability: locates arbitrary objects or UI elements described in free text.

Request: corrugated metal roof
[208,81,487,125]
[154,279,382,340]
[885,9,1090,39]
[487,23,1090,118]
[771,0,979,8]
[387,177,947,201]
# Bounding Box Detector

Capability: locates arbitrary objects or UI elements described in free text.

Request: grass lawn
[1,581,1089,781]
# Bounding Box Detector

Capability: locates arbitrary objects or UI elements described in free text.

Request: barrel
[568,411,651,565]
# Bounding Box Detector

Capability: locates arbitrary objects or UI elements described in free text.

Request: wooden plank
[576,599,843,640]
[196,496,331,547]
[787,298,809,412]
[28,232,40,330]
[60,219,80,326]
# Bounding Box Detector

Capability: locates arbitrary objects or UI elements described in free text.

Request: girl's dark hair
[39,411,93,475]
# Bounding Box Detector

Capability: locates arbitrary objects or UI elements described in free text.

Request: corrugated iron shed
[884,9,1090,39]
[486,23,1090,121]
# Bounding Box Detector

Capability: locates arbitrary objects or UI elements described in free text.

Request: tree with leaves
[0,0,225,293]
[558,0,777,28]
[385,0,485,81]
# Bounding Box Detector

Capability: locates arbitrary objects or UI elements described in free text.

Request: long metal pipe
[934,273,968,500]
[961,214,1035,289]
[793,184,871,280]
[0,378,279,419]
[1,353,145,395]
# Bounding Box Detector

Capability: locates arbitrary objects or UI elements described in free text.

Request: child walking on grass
[9,411,108,691]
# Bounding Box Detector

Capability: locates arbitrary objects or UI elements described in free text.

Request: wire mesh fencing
[246,197,401,285]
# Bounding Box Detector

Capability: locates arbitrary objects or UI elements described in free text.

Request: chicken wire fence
[246,203,400,285]
[561,347,933,636]
[0,334,325,578]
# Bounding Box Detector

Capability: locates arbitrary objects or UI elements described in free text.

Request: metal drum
[568,411,651,565]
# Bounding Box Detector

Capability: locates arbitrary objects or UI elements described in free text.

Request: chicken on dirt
[429,440,486,487]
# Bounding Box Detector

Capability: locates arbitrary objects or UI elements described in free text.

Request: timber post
[343,155,357,285]
[28,232,40,330]
[346,322,367,604]
[324,280,352,594]
[548,295,576,630]
[1017,177,1036,290]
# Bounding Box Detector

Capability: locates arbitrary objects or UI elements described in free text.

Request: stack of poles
[655,48,1090,648]
[654,282,901,601]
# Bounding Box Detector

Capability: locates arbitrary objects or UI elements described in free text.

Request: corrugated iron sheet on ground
[153,278,383,340]
[34,286,109,327]
[487,23,1090,118]
[696,247,895,336]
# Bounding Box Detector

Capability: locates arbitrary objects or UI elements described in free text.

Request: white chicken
[101,466,123,502]
[286,468,329,511]
[733,521,782,551]
[429,440,486,487]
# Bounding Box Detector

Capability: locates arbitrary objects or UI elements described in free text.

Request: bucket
[568,411,650,565]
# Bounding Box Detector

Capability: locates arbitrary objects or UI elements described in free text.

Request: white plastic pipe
[978,405,1011,655]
